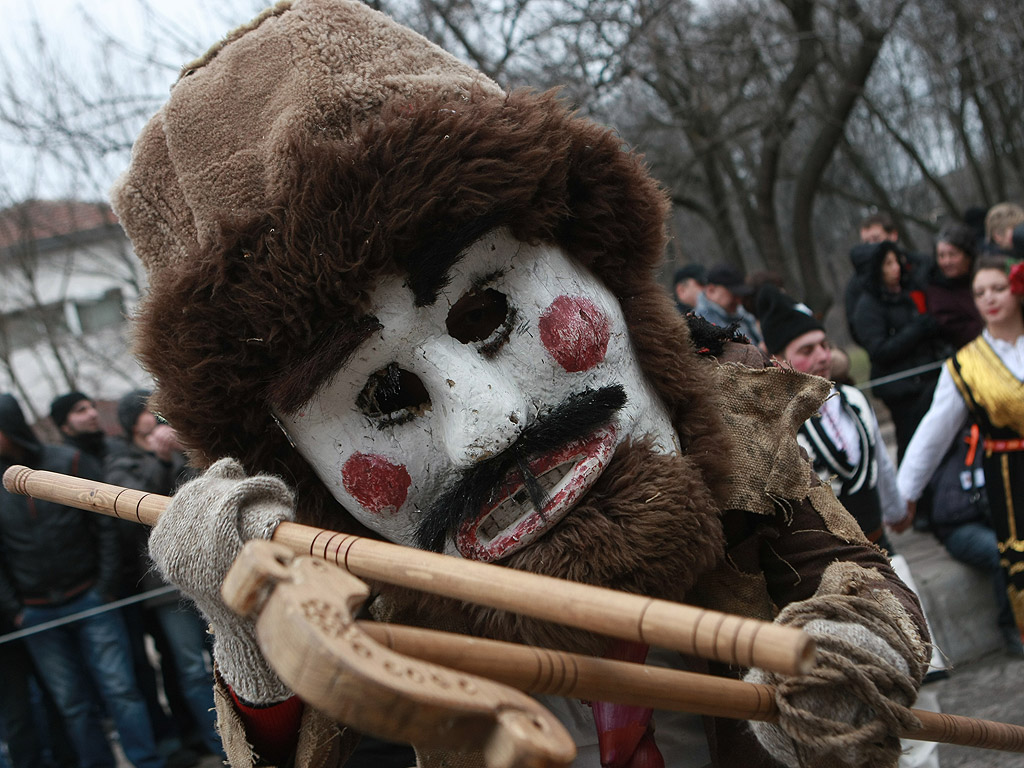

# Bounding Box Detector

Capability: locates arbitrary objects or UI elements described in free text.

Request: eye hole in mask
[357,363,431,428]
[446,288,515,356]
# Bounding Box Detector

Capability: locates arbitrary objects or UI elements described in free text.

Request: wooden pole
[362,622,1024,753]
[362,621,779,720]
[9,465,1024,755]
[3,464,814,676]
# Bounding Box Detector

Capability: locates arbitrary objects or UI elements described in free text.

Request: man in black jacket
[0,393,164,768]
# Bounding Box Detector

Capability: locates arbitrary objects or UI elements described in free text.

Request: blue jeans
[151,601,221,755]
[943,522,1016,630]
[20,589,164,768]
[0,640,42,768]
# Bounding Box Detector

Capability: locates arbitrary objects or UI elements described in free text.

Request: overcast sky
[2,1,239,72]
[0,1,264,201]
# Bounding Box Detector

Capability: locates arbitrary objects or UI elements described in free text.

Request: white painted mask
[277,228,678,561]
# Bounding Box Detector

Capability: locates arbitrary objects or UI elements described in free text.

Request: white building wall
[0,227,151,420]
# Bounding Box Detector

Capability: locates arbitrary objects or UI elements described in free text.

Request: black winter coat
[0,397,113,621]
[844,242,933,346]
[851,289,944,402]
[105,439,192,597]
[62,430,117,463]
[849,246,946,403]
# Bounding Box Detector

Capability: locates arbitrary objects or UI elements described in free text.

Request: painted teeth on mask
[477,458,577,541]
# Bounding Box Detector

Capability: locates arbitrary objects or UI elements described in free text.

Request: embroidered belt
[985,438,1024,453]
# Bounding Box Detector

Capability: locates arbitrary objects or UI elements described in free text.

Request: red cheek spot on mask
[539,295,610,372]
[341,453,411,515]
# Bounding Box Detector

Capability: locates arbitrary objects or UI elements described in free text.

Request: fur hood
[863,240,910,297]
[111,0,732,533]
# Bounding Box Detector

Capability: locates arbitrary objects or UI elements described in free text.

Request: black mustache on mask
[415,384,627,553]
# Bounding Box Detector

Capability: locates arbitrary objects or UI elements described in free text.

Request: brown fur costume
[125,88,733,653]
[114,3,929,767]
[113,5,733,540]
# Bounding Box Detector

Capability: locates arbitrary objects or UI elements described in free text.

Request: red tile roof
[0,199,119,251]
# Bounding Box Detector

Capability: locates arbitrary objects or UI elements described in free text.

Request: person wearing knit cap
[50,391,92,433]
[759,284,948,717]
[756,285,823,358]
[760,283,950,581]
[50,391,114,462]
[759,284,908,545]
[113,2,930,767]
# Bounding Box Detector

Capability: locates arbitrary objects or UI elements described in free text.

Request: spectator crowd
[0,390,221,768]
[680,201,1024,665]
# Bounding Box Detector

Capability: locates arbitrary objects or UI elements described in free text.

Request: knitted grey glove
[149,457,297,705]
[745,618,919,768]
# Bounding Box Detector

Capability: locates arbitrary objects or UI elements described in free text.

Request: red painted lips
[455,426,617,562]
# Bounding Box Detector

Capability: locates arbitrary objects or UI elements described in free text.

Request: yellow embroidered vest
[948,336,1024,435]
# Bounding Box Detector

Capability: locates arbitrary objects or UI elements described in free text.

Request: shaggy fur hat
[111,0,730,531]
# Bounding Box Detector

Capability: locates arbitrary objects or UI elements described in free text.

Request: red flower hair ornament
[1009,260,1024,297]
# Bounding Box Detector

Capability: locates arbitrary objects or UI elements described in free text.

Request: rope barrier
[0,585,180,645]
[855,360,945,391]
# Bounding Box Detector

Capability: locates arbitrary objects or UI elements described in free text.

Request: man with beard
[50,392,114,463]
[112,2,929,766]
[756,284,948,705]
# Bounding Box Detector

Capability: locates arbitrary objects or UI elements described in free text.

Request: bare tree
[0,3,251,414]
[470,0,910,311]
[0,193,150,418]
[2,0,1022,334]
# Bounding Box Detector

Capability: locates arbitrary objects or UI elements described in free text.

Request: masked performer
[111,2,929,766]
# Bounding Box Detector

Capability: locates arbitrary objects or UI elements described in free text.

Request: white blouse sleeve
[896,365,969,502]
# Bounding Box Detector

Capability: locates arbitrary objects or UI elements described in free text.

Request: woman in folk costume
[899,255,1024,639]
[111,1,930,766]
